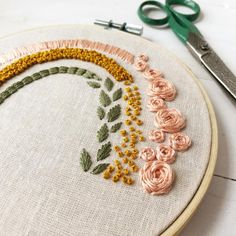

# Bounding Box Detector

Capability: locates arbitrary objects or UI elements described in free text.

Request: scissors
[138,0,236,100]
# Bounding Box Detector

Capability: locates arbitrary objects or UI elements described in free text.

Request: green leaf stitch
[87,81,101,88]
[97,142,112,161]
[83,70,94,79]
[97,123,109,142]
[97,106,105,120]
[99,90,111,107]
[104,77,114,91]
[91,163,110,174]
[80,148,92,172]
[107,105,121,122]
[112,88,123,101]
[110,122,122,133]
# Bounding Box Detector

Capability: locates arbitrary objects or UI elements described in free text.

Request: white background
[0,0,235,235]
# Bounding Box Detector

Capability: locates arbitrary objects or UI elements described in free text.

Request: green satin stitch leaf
[76,68,86,76]
[39,69,50,77]
[80,148,92,172]
[104,77,114,91]
[91,163,110,174]
[59,66,68,73]
[112,88,122,101]
[110,122,122,133]
[32,73,42,80]
[107,104,121,122]
[83,70,94,79]
[92,75,102,81]
[87,81,101,89]
[99,90,111,107]
[68,67,78,74]
[49,67,59,74]
[97,123,109,142]
[97,142,112,161]
[22,76,33,85]
[97,106,105,120]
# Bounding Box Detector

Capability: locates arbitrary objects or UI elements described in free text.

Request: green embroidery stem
[0,66,102,104]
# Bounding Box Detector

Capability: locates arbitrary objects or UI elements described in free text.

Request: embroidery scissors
[138,0,236,100]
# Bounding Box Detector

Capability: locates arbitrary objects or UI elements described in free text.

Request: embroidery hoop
[0,25,218,235]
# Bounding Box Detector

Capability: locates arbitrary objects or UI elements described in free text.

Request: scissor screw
[201,42,209,50]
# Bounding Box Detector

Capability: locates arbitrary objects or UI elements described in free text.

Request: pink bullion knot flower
[137,54,149,62]
[147,97,167,112]
[155,108,186,133]
[134,58,147,71]
[156,144,176,164]
[169,132,192,151]
[139,161,175,195]
[140,147,156,161]
[143,68,163,81]
[148,78,176,101]
[149,130,165,143]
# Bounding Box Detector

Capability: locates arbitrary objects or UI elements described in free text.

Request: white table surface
[0,0,235,235]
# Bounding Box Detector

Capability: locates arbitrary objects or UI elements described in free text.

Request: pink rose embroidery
[139,161,175,195]
[169,132,192,151]
[140,147,156,161]
[137,54,149,62]
[156,144,176,164]
[134,59,147,71]
[155,108,186,133]
[143,68,163,81]
[149,130,165,143]
[148,78,176,101]
[147,97,167,112]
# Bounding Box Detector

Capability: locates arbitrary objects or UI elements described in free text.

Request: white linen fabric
[0,25,211,235]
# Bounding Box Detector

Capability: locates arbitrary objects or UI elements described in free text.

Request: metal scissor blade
[186,32,236,100]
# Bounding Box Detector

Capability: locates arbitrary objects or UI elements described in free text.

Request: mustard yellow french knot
[0,48,133,85]
[123,95,128,101]
[129,143,136,148]
[125,119,132,126]
[133,85,139,90]
[116,170,123,177]
[120,129,127,136]
[124,80,132,85]
[124,149,132,157]
[131,165,139,172]
[123,169,129,175]
[103,171,111,179]
[114,160,121,166]
[130,154,138,160]
[127,177,134,185]
[125,87,132,92]
[136,119,143,126]
[128,160,134,166]
[123,137,129,143]
[113,175,120,182]
[122,157,129,164]
[118,151,124,157]
[114,145,121,151]
[139,136,146,142]
[108,165,115,173]
[130,115,137,121]
[122,176,128,183]
[129,126,135,132]
[134,110,141,116]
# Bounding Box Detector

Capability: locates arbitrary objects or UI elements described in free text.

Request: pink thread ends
[0,39,135,67]
[139,161,175,195]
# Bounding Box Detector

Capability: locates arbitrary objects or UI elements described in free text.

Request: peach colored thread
[169,132,192,151]
[155,108,186,133]
[148,130,165,143]
[143,68,163,81]
[134,59,147,71]
[148,78,176,101]
[156,144,176,164]
[147,97,167,112]
[0,39,134,67]
[140,147,156,162]
[139,161,175,195]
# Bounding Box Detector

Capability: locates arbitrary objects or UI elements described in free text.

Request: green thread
[87,81,101,88]
[97,106,106,120]
[104,77,114,91]
[97,124,109,143]
[80,148,92,172]
[0,67,104,105]
[97,142,112,161]
[99,90,111,107]
[112,88,123,101]
[110,122,122,133]
[91,163,110,174]
[107,104,121,122]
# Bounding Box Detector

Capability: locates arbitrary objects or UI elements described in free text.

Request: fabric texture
[0,25,211,235]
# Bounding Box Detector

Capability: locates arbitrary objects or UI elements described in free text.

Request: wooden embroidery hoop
[0,25,218,235]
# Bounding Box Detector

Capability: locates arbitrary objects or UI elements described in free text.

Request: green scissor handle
[137,0,201,43]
